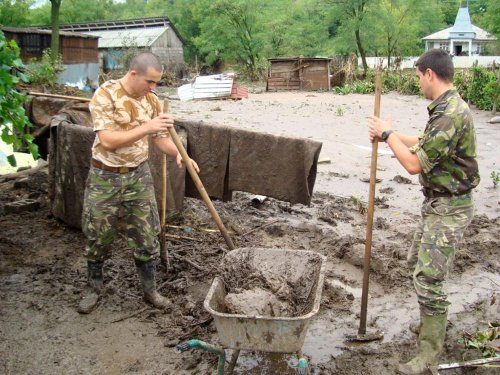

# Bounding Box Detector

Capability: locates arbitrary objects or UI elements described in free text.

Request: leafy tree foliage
[0,31,38,166]
[0,0,34,26]
[1,0,498,78]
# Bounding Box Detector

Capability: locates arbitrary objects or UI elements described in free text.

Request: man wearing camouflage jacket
[368,48,480,375]
[78,52,199,314]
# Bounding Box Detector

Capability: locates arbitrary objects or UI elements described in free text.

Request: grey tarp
[176,119,231,201]
[228,128,322,205]
[47,102,322,228]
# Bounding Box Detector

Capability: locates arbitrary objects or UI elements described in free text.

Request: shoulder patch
[434,102,448,114]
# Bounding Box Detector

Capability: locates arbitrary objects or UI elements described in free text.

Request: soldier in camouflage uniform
[367,48,479,375]
[78,52,199,314]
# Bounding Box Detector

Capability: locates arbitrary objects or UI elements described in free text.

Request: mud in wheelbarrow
[177,247,327,374]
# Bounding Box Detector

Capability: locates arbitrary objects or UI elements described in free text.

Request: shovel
[166,125,235,251]
[346,70,384,342]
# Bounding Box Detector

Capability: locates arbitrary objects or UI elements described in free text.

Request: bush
[454,65,498,111]
[332,65,497,110]
[26,49,64,88]
[0,31,38,166]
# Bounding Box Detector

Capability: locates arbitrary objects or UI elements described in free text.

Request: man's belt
[91,158,143,174]
[422,188,471,198]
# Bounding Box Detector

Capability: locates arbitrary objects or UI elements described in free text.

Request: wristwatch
[381,130,393,142]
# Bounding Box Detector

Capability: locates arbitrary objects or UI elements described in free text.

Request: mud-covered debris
[393,175,412,184]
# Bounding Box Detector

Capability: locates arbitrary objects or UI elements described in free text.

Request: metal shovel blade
[345,329,384,342]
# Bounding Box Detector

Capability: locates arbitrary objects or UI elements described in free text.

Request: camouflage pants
[407,194,474,316]
[82,163,160,263]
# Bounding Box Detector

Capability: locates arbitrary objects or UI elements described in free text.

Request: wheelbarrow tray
[204,247,326,353]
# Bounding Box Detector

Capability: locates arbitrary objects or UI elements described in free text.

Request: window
[439,43,450,52]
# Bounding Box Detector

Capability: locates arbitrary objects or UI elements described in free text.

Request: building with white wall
[422,6,496,56]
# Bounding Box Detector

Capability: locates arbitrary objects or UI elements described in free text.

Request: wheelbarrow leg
[226,349,240,375]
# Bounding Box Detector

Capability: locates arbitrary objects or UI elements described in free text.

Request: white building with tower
[422,6,496,56]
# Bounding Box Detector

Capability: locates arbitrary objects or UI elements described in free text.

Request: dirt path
[0,91,499,375]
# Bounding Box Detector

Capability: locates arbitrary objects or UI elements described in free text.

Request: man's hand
[368,115,392,142]
[175,152,200,173]
[146,113,174,134]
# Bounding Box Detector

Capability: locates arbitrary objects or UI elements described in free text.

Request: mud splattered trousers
[407,193,474,316]
[82,163,160,263]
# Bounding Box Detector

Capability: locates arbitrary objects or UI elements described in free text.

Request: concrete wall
[359,56,500,69]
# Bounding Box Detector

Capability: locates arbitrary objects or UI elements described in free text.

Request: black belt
[91,158,143,174]
[422,189,470,198]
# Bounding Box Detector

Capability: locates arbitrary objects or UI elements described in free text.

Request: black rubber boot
[134,259,171,310]
[77,261,103,314]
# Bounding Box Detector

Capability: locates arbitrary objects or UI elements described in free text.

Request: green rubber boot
[397,312,447,375]
[135,259,171,310]
[77,261,103,314]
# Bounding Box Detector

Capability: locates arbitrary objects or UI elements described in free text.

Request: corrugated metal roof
[0,26,97,39]
[84,27,166,48]
[177,74,235,101]
[422,25,495,41]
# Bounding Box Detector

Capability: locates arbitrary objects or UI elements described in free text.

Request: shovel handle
[359,70,382,335]
[160,100,170,268]
[161,100,169,227]
[167,126,235,250]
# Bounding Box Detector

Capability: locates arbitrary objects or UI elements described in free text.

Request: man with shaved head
[78,52,199,314]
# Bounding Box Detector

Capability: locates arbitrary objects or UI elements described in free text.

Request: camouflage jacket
[410,89,480,195]
[89,80,163,167]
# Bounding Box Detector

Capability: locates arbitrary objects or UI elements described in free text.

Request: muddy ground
[1,90,499,375]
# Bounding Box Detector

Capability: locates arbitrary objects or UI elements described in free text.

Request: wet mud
[1,167,498,374]
[1,91,499,374]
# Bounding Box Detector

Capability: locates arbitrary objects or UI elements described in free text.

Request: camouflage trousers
[407,194,474,316]
[82,163,160,263]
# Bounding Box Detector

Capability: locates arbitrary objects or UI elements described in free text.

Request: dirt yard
[1,90,499,375]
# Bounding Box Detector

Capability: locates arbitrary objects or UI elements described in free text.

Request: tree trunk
[50,0,61,62]
[355,29,368,77]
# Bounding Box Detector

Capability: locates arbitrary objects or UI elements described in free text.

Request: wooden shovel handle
[359,70,382,335]
[167,126,235,250]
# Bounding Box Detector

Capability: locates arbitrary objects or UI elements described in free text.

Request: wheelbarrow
[176,247,327,374]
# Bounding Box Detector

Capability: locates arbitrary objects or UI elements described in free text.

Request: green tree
[0,31,38,166]
[478,0,500,37]
[326,0,375,77]
[0,0,35,26]
[372,0,444,67]
[194,0,266,79]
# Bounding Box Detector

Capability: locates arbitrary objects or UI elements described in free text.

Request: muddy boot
[135,259,171,310]
[397,312,447,375]
[77,261,103,314]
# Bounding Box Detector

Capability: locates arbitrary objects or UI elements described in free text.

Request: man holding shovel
[78,52,199,314]
[367,48,480,374]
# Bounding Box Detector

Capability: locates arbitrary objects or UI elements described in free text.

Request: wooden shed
[56,17,185,74]
[1,26,99,88]
[267,57,332,91]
